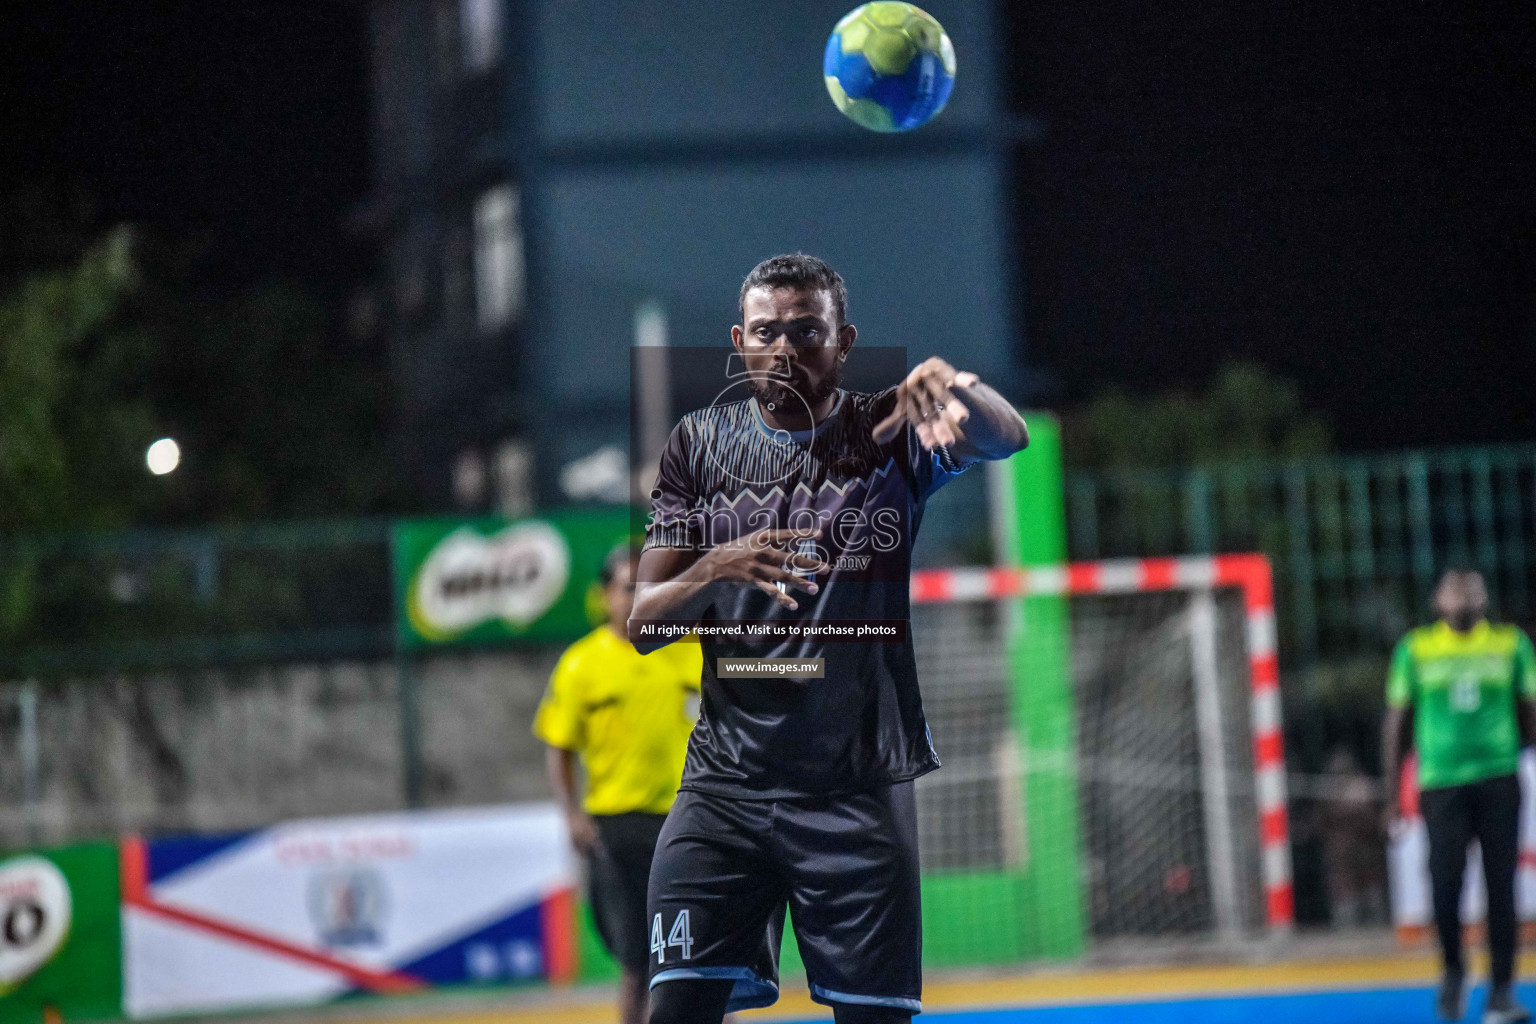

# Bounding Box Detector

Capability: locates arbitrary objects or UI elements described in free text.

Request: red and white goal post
[909,553,1294,933]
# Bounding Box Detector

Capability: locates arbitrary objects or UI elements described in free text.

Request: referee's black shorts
[646,782,922,1014]
[588,811,668,974]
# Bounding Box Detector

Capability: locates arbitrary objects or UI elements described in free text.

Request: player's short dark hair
[739,253,848,327]
[599,541,643,587]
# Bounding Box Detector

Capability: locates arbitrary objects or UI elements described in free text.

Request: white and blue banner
[1389,751,1536,931]
[121,803,576,1018]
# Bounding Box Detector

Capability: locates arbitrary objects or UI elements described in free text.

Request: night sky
[1012,0,1536,449]
[0,2,368,294]
[4,1,1535,452]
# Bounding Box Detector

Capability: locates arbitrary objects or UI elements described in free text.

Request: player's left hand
[871,356,980,450]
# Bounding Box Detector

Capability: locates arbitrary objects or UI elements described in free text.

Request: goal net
[906,555,1291,967]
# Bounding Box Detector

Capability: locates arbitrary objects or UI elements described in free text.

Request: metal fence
[1068,444,1536,666]
[6,444,1536,681]
[1068,442,1536,916]
[0,519,394,678]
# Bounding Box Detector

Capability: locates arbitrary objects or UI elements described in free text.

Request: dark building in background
[365,0,526,513]
[364,0,1026,533]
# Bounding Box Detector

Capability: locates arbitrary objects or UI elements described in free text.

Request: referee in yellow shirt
[534,543,702,1024]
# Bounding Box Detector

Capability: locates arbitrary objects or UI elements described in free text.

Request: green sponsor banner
[391,508,635,650]
[0,843,122,1024]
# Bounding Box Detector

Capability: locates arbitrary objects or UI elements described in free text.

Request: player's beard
[749,360,843,415]
[1447,607,1480,631]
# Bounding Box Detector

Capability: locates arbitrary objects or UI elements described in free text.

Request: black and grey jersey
[642,387,974,798]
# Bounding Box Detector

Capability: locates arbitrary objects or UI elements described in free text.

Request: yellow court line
[745,954,1456,1020]
[377,952,1536,1024]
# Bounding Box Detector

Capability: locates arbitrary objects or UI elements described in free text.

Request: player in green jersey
[1383,567,1536,1024]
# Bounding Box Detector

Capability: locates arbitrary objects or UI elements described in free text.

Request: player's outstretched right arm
[628,530,829,653]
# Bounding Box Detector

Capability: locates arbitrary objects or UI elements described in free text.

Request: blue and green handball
[824,3,956,132]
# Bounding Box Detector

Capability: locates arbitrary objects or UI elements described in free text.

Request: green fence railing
[0,519,395,677]
[1068,444,1536,668]
[7,442,1536,684]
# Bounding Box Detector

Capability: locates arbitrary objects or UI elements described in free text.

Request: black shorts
[589,812,668,973]
[646,783,921,1014]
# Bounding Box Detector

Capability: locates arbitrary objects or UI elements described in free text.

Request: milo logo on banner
[0,856,72,995]
[392,510,632,649]
[408,522,571,641]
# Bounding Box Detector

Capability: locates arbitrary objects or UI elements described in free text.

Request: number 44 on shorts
[650,909,694,963]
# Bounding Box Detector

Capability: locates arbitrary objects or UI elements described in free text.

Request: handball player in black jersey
[630,254,1029,1024]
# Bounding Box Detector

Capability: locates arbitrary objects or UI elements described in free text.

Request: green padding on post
[781,887,1029,974]
[1013,593,1084,957]
[575,896,620,983]
[0,843,123,1024]
[992,412,1086,959]
[922,872,1032,966]
[779,906,805,973]
[1008,414,1069,562]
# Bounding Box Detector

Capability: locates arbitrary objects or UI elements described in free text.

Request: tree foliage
[143,275,400,522]
[0,227,157,531]
[0,222,401,533]
[1063,361,1333,470]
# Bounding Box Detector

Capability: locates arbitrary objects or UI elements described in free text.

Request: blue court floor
[899,982,1534,1024]
[312,951,1532,1024]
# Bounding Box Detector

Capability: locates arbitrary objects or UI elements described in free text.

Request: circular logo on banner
[0,856,72,994]
[408,521,572,641]
[307,868,388,948]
